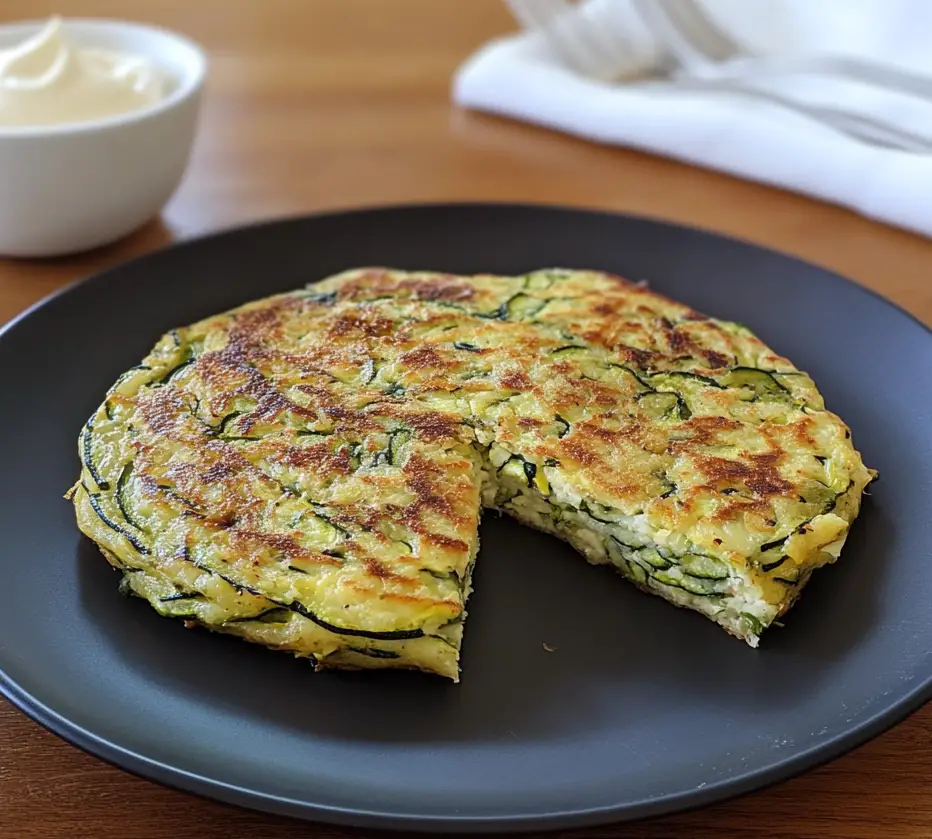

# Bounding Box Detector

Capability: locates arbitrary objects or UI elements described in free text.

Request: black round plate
[2,204,931,832]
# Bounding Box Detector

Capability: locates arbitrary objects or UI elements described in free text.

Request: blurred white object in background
[506,0,932,150]
[640,0,932,151]
[504,0,663,81]
[455,0,932,237]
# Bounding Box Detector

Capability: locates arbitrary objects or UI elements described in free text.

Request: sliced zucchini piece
[524,273,557,290]
[478,293,549,321]
[155,356,196,387]
[227,607,293,624]
[681,553,730,580]
[759,534,789,553]
[522,460,537,488]
[608,363,652,389]
[722,367,790,397]
[638,391,691,420]
[603,533,628,556]
[760,554,789,573]
[307,509,350,540]
[86,487,150,555]
[159,592,205,603]
[624,558,649,584]
[758,510,825,555]
[798,480,839,512]
[476,301,508,320]
[421,568,457,582]
[580,500,616,525]
[652,570,727,597]
[640,548,673,570]
[738,612,764,636]
[774,567,802,585]
[498,456,527,485]
[551,345,588,357]
[649,370,725,389]
[81,419,110,491]
[374,429,412,466]
[212,411,244,436]
[349,647,401,659]
[116,464,147,532]
[179,551,427,640]
[300,290,338,305]
[295,428,332,441]
[506,293,548,320]
[109,364,152,393]
[341,442,363,471]
[388,430,411,464]
[215,412,262,441]
[287,597,426,640]
[497,454,549,493]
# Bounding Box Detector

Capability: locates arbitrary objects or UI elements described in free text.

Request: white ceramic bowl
[0,19,207,257]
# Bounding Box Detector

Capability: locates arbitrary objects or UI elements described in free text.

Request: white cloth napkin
[453,0,932,238]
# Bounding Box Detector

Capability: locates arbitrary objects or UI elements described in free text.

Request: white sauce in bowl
[0,17,166,127]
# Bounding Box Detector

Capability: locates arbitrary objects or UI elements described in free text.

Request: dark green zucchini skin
[349,647,401,659]
[116,464,147,532]
[109,541,430,641]
[300,290,338,305]
[285,598,426,640]
[85,485,150,555]
[169,549,429,641]
[761,556,789,573]
[82,419,110,490]
[722,367,790,396]
[649,370,725,389]
[226,607,292,624]
[157,356,195,386]
[159,592,205,603]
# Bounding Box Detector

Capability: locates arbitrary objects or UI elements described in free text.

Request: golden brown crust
[73,266,874,674]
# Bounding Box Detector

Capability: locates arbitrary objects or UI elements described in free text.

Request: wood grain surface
[2,2,931,837]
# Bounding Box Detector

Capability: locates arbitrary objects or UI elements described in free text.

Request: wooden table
[2,2,931,837]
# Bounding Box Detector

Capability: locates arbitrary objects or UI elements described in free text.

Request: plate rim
[2,666,931,832]
[2,201,931,831]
